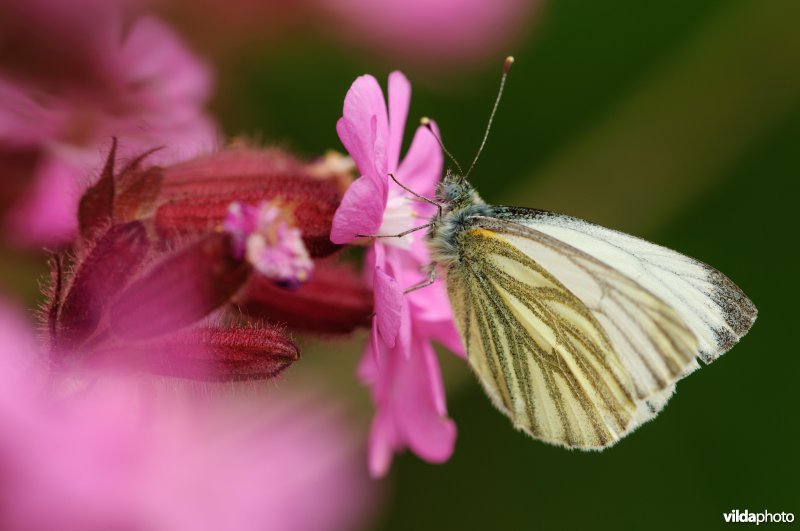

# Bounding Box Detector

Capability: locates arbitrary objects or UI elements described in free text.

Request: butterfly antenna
[465,56,514,179]
[420,117,464,175]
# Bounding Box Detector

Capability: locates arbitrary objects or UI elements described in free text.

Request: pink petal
[361,335,456,476]
[397,338,456,463]
[112,112,219,169]
[317,0,535,66]
[387,71,410,173]
[418,315,466,358]
[367,409,397,477]
[339,75,389,177]
[384,249,413,358]
[373,248,403,348]
[329,173,387,244]
[0,300,39,409]
[118,17,212,120]
[0,79,58,146]
[407,268,452,321]
[359,329,458,476]
[0,294,379,530]
[5,155,83,244]
[0,10,218,246]
[396,121,444,197]
[336,117,374,184]
[402,228,438,272]
[357,325,380,384]
[368,319,384,366]
[409,279,466,358]
[397,296,412,359]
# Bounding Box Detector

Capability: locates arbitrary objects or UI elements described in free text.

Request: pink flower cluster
[331,72,464,476]
[0,0,489,523]
[0,299,374,531]
[319,0,536,66]
[0,0,217,244]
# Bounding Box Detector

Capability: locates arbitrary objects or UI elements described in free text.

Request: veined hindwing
[446,223,699,449]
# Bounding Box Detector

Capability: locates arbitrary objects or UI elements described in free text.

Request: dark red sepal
[109,233,249,340]
[57,220,149,349]
[77,138,117,237]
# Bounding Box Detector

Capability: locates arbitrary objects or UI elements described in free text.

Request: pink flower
[0,298,376,531]
[330,72,464,476]
[224,201,314,287]
[316,0,538,67]
[0,1,218,244]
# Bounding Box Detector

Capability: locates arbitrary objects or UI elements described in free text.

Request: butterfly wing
[445,208,755,449]
[489,207,757,363]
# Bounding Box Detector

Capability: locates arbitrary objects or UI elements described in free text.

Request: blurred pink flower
[0,1,218,244]
[317,0,538,67]
[0,298,375,531]
[330,71,464,476]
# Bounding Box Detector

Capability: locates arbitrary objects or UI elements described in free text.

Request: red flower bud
[109,233,249,340]
[93,326,299,382]
[235,260,372,334]
[153,148,347,257]
[57,221,149,349]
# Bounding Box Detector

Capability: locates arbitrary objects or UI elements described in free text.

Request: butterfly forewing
[449,228,650,448]
[490,207,757,363]
[477,217,701,398]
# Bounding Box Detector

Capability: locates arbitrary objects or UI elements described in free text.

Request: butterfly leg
[357,222,434,239]
[389,173,442,218]
[404,265,436,294]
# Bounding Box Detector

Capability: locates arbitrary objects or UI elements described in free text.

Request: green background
[6,0,799,529]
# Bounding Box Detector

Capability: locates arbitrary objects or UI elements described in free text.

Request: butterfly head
[428,173,491,266]
[435,171,483,210]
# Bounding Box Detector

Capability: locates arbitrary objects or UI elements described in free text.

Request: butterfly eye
[437,182,459,204]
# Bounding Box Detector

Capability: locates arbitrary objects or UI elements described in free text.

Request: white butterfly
[428,189,755,448]
[395,57,757,449]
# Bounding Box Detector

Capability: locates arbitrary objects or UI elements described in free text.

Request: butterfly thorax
[428,174,493,266]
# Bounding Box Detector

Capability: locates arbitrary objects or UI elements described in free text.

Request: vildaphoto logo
[723,510,795,525]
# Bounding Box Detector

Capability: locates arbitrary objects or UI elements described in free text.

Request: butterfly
[408,57,757,449]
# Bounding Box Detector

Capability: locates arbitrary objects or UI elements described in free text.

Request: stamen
[223,201,313,287]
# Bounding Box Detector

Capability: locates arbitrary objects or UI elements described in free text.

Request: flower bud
[93,325,299,382]
[235,260,372,334]
[153,147,347,257]
[109,233,249,340]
